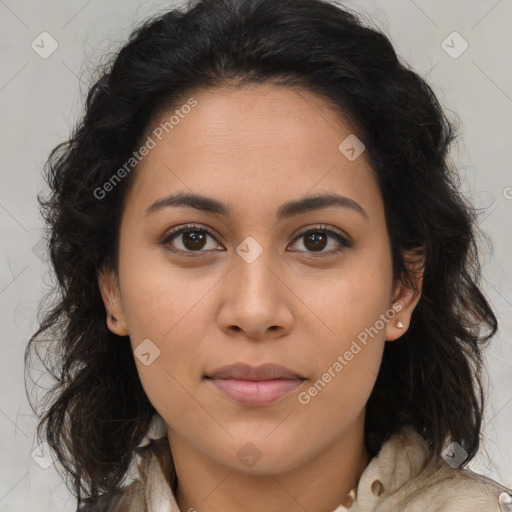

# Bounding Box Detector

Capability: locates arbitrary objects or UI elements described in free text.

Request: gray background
[1,0,511,510]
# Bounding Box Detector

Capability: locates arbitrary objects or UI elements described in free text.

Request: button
[499,491,512,512]
[370,480,385,497]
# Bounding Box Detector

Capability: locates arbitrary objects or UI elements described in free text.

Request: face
[99,84,422,475]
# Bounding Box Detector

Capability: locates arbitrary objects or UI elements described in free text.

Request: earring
[395,320,405,329]
[109,313,117,323]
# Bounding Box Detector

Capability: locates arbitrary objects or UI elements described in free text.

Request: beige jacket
[78,414,512,512]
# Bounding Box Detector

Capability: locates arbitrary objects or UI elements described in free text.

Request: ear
[385,249,425,342]
[97,266,129,336]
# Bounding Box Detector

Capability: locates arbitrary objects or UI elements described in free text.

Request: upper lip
[206,363,304,381]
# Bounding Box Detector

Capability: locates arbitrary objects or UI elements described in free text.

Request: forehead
[124,84,382,222]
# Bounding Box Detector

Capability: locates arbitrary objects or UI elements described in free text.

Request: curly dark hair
[25,0,498,507]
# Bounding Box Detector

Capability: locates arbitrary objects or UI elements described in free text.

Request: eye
[288,225,352,256]
[160,224,223,255]
[160,223,352,257]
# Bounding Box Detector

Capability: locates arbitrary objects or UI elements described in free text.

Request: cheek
[118,237,212,340]
[125,286,210,430]
[116,247,212,399]
[292,247,392,405]
[295,345,382,435]
[300,255,393,352]
[294,271,389,420]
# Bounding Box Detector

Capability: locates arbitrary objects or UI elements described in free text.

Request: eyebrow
[145,191,368,221]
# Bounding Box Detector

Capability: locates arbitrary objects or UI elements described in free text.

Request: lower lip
[207,378,304,406]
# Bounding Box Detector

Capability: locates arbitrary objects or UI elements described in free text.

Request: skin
[98,83,423,512]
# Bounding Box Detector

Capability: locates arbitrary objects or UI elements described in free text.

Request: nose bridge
[218,234,293,337]
[231,234,278,303]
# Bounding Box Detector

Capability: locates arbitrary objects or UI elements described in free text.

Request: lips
[207,363,303,381]
[205,363,305,406]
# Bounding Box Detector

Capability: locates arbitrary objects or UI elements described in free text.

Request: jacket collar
[334,424,432,510]
[131,415,510,512]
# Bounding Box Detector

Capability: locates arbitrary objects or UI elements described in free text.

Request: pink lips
[205,363,305,406]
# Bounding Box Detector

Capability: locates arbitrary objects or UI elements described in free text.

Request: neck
[168,413,368,512]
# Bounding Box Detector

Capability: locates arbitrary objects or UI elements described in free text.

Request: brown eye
[161,224,223,254]
[289,226,352,255]
[179,230,208,250]
[303,232,328,251]
[160,224,351,257]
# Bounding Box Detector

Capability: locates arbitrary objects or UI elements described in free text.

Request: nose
[216,245,294,341]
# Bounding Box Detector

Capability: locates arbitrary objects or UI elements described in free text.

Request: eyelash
[160,223,352,257]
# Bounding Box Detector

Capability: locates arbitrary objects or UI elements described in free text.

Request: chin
[210,435,311,476]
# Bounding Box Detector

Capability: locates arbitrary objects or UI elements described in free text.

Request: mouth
[204,363,306,407]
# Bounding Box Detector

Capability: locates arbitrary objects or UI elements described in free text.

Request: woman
[25,0,512,510]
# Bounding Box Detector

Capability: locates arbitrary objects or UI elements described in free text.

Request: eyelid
[293,224,350,242]
[160,223,223,252]
[289,225,352,256]
[164,223,218,239]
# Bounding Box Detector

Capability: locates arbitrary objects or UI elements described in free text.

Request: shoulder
[408,460,511,511]
[76,479,146,512]
[351,425,512,511]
